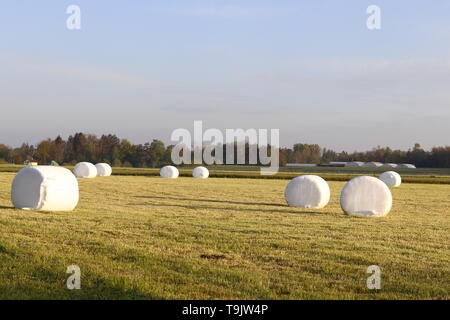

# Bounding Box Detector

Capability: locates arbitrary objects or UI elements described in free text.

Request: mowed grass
[2,165,450,184]
[0,173,448,299]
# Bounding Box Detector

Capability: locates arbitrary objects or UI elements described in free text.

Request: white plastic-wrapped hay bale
[379,171,401,187]
[11,166,79,211]
[340,176,392,217]
[73,162,97,178]
[363,162,383,168]
[95,163,112,177]
[381,163,398,168]
[160,165,179,178]
[397,163,416,169]
[284,175,330,209]
[193,166,209,179]
[345,161,364,167]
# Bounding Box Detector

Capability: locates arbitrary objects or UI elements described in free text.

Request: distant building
[24,160,38,166]
[286,163,317,167]
[327,162,347,167]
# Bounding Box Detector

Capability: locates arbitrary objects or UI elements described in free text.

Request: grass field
[0,173,449,299]
[1,164,450,184]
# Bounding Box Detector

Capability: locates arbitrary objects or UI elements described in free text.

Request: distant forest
[0,133,449,168]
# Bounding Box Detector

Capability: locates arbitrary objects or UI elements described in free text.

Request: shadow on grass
[0,268,161,300]
[0,205,15,210]
[0,206,57,215]
[135,195,285,208]
[127,201,330,216]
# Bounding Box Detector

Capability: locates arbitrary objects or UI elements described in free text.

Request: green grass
[2,165,449,184]
[177,164,450,176]
[0,173,449,299]
[115,167,450,184]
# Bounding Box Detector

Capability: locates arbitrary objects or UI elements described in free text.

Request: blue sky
[0,0,449,151]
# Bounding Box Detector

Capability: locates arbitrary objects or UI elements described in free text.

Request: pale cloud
[151,2,292,19]
[264,58,450,78]
[250,58,450,109]
[1,55,173,89]
[1,55,449,150]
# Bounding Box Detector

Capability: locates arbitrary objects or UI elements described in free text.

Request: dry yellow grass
[0,173,448,299]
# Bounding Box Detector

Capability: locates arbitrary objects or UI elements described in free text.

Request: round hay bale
[73,162,97,178]
[284,175,330,208]
[363,162,383,168]
[95,163,112,177]
[379,171,401,187]
[345,161,364,167]
[160,165,179,178]
[193,166,209,178]
[340,176,392,217]
[397,163,416,169]
[12,166,79,211]
[381,163,398,168]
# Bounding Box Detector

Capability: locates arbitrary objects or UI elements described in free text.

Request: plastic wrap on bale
[193,166,209,179]
[95,163,112,177]
[379,171,401,187]
[160,165,179,178]
[284,175,330,209]
[73,162,97,178]
[12,166,79,211]
[340,176,392,217]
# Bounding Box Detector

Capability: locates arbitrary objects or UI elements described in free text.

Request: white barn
[286,163,317,167]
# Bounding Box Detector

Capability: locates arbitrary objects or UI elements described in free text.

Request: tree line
[0,133,448,168]
[280,143,450,168]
